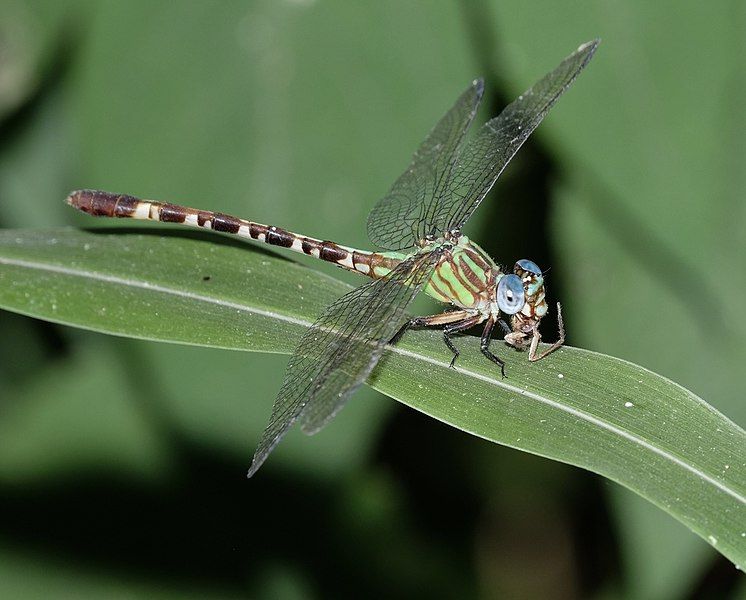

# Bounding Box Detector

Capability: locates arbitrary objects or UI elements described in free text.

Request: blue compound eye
[496,274,525,315]
[515,259,541,276]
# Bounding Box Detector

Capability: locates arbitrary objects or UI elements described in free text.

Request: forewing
[246,253,438,477]
[444,40,599,233]
[366,80,484,250]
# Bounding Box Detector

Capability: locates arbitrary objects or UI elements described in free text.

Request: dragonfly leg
[389,309,473,345]
[528,302,566,361]
[443,329,461,368]
[496,317,511,338]
[479,317,506,378]
[443,314,486,369]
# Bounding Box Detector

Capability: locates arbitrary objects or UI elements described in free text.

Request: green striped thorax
[370,238,550,338]
[374,236,497,311]
[372,237,544,319]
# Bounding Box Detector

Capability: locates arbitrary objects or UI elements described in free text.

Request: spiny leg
[479,317,506,378]
[528,302,566,362]
[496,317,511,338]
[442,314,485,369]
[388,309,486,369]
[389,309,473,346]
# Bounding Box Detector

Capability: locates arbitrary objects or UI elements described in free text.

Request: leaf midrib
[0,253,312,329]
[2,252,744,506]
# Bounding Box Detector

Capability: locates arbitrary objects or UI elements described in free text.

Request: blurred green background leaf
[0,1,744,598]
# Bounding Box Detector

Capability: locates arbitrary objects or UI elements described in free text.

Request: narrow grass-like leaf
[0,228,744,567]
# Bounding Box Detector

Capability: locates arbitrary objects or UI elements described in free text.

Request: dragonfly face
[517,259,547,313]
[505,259,550,348]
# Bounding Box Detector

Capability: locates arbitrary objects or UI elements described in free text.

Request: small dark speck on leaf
[202,275,211,281]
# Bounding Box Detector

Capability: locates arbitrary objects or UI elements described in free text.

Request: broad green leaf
[1,228,743,568]
[0,338,171,482]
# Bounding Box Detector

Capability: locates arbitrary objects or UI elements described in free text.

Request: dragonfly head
[509,259,549,332]
[505,260,565,359]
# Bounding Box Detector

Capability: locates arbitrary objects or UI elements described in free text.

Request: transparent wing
[443,40,599,233]
[365,79,484,250]
[246,253,439,477]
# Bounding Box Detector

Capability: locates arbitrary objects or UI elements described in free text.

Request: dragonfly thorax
[423,237,500,311]
[422,228,461,246]
[445,228,462,242]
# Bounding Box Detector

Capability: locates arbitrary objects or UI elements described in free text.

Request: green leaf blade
[0,228,343,352]
[1,228,744,567]
[373,342,745,565]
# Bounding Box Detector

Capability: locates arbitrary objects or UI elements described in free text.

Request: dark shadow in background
[0,436,474,598]
[0,25,79,364]
[0,29,75,147]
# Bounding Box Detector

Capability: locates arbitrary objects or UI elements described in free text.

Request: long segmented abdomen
[66,189,399,277]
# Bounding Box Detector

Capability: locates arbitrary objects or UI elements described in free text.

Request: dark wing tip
[471,78,485,107]
[469,77,485,120]
[246,428,288,478]
[246,456,260,478]
[246,454,264,478]
[577,39,601,61]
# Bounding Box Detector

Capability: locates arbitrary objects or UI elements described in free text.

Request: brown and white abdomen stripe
[66,190,396,277]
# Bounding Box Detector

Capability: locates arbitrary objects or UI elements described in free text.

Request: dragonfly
[66,40,598,477]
